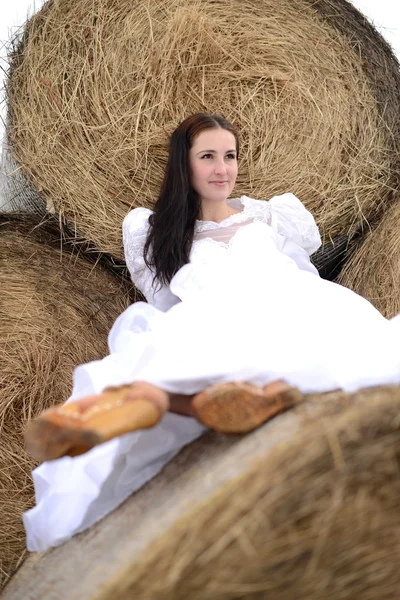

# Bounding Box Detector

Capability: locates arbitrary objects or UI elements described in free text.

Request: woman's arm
[123,208,180,311]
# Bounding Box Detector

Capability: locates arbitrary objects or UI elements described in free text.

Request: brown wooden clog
[24,384,164,462]
[191,380,303,433]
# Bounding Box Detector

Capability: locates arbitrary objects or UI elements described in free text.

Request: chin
[211,188,232,199]
[212,193,230,201]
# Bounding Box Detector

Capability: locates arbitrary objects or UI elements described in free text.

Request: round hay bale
[2,385,400,600]
[0,214,135,588]
[337,201,400,318]
[6,0,400,257]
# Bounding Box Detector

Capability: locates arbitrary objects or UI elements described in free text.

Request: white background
[0,0,399,138]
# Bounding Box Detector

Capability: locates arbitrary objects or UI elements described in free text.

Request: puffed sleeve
[122,207,154,299]
[122,208,180,311]
[268,193,322,255]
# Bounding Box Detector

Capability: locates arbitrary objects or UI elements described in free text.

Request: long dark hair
[143,113,239,286]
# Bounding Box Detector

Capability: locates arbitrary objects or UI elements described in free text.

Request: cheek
[189,163,199,182]
[190,165,207,191]
[193,163,208,183]
[230,164,238,180]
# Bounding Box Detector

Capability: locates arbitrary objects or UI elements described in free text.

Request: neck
[200,198,234,223]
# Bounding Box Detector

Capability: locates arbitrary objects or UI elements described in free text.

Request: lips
[210,181,228,185]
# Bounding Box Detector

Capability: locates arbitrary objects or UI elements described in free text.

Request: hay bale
[2,385,400,600]
[6,0,400,257]
[337,201,400,318]
[0,214,134,588]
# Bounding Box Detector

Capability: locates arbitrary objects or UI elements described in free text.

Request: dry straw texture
[2,385,400,600]
[6,0,400,258]
[338,200,400,318]
[125,388,400,600]
[0,214,134,588]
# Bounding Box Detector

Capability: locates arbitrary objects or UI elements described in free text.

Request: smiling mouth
[210,181,228,184]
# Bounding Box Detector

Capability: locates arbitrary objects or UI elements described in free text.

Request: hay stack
[6,0,400,258]
[2,385,400,600]
[0,214,134,588]
[337,201,400,318]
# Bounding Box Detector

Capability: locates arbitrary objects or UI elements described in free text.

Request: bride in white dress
[23,113,400,552]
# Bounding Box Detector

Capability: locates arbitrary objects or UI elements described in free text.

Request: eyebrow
[195,149,237,155]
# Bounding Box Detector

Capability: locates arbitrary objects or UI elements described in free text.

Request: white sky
[0,0,399,135]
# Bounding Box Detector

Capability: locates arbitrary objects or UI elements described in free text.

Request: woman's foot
[24,382,169,462]
[191,380,302,433]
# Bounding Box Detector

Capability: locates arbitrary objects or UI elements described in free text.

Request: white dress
[23,193,400,552]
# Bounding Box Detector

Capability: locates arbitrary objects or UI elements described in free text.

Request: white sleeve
[268,193,322,255]
[122,208,180,311]
[280,238,320,276]
[122,208,154,301]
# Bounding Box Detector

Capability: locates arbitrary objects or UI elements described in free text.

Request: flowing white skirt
[24,224,400,551]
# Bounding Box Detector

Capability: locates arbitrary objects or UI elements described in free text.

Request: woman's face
[189,128,238,204]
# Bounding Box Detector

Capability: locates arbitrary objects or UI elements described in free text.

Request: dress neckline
[195,197,247,228]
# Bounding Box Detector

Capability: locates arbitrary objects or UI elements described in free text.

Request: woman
[24,113,400,551]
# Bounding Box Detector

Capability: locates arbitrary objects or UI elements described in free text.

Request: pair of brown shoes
[24,381,302,462]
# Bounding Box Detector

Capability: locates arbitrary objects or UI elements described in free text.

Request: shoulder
[234,195,270,215]
[244,193,321,255]
[267,192,308,211]
[241,192,306,210]
[266,194,318,233]
[242,192,314,220]
[122,207,153,235]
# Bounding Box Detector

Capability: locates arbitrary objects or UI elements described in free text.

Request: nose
[214,158,227,175]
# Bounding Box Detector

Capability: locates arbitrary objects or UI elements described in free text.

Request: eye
[200,153,213,159]
[226,153,236,159]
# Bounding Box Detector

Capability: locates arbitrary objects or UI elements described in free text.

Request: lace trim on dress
[191,224,269,259]
[194,196,271,233]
